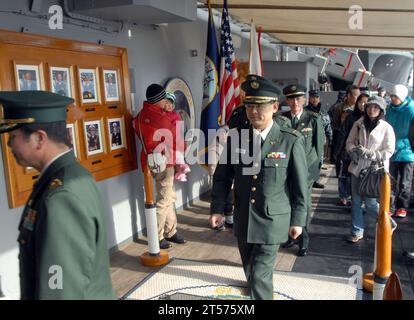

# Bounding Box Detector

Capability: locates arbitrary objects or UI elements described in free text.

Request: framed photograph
[79,68,98,103]
[84,120,104,156]
[103,70,120,102]
[108,117,125,151]
[66,123,77,158]
[16,64,41,91]
[50,67,72,98]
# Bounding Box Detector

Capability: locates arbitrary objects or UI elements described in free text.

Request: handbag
[147,152,167,174]
[136,113,167,174]
[358,161,384,198]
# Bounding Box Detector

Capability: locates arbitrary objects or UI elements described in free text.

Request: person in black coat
[333,92,369,206]
[337,93,370,152]
[305,90,333,189]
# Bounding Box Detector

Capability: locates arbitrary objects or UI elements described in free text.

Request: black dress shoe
[403,251,414,261]
[159,239,172,249]
[224,222,233,228]
[165,233,187,244]
[297,248,308,256]
[281,239,296,249]
[313,181,325,189]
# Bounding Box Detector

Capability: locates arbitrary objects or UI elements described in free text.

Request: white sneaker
[225,215,234,224]
[390,217,398,234]
[346,234,363,243]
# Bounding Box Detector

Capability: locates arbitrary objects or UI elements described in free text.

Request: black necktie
[292,116,299,128]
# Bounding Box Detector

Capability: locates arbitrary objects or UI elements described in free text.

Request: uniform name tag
[22,208,37,231]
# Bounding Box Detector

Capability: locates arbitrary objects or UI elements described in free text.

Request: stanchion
[362,173,393,299]
[362,226,377,292]
[372,173,392,299]
[383,272,403,300]
[140,165,169,266]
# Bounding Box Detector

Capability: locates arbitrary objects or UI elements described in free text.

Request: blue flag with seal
[199,1,221,167]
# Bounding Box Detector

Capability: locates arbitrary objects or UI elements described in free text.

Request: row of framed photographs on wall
[66,117,127,158]
[15,63,121,104]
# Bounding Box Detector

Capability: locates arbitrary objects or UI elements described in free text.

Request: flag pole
[198,0,221,167]
[248,19,263,76]
[258,26,263,74]
[219,0,241,125]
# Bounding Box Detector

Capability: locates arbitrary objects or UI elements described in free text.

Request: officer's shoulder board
[308,111,321,118]
[276,114,289,122]
[48,168,65,191]
[49,178,63,190]
[280,126,301,137]
[232,105,245,115]
[231,109,239,117]
[229,107,247,127]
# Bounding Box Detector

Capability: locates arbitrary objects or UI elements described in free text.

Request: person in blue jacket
[385,84,414,219]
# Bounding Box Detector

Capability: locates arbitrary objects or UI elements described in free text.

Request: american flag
[219,0,241,125]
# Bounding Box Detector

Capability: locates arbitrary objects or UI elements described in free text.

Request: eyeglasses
[286,96,305,102]
[245,103,273,111]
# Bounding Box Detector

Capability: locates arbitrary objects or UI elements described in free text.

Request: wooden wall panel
[0,29,137,208]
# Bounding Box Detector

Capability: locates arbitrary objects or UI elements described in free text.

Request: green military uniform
[211,75,308,299]
[282,85,324,252]
[0,91,116,300]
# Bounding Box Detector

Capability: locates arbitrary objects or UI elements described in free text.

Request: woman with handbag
[345,96,396,243]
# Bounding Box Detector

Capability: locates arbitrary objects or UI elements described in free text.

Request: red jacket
[167,110,181,123]
[133,102,185,170]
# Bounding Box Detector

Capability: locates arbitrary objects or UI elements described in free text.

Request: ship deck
[110,164,414,300]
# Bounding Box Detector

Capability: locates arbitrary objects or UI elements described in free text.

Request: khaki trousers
[153,166,177,240]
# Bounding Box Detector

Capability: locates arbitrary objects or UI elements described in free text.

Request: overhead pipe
[63,0,123,33]
[0,3,122,34]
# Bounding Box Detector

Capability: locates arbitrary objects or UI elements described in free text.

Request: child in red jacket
[165,92,191,181]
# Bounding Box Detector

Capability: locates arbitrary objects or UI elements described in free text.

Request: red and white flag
[249,22,263,76]
[219,0,241,125]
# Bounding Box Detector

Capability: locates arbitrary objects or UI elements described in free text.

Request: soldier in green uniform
[0,91,116,300]
[221,77,290,231]
[209,75,308,300]
[281,84,324,257]
[228,82,291,130]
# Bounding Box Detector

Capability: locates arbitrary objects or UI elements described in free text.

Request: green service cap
[0,91,74,134]
[241,74,281,104]
[283,84,307,98]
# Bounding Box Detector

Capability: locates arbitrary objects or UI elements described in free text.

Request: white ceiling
[200,0,414,51]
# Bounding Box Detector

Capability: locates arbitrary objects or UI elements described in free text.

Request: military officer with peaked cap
[209,75,308,299]
[228,75,291,130]
[281,84,324,257]
[0,91,116,300]
[305,89,333,189]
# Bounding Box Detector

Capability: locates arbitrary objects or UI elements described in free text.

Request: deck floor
[110,164,414,299]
